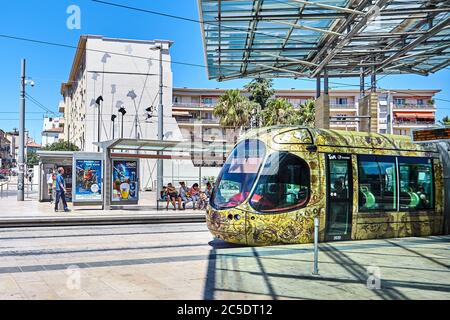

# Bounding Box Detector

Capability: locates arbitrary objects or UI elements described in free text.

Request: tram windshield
[211,139,266,209]
[250,152,310,213]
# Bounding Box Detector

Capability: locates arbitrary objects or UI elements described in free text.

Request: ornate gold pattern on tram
[206,127,444,246]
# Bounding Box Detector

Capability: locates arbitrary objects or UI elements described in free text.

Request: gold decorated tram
[206,126,445,245]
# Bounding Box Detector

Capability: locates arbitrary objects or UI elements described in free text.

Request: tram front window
[250,152,310,213]
[211,139,265,209]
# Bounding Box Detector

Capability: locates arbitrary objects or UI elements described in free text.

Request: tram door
[325,154,353,241]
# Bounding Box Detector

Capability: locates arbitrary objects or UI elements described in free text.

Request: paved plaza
[0,181,202,226]
[0,222,448,300]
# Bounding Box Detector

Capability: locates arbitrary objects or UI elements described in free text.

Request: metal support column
[360,66,365,99]
[437,142,450,234]
[371,62,377,93]
[324,68,329,95]
[316,75,321,99]
[17,59,26,201]
[157,43,164,210]
[313,216,320,275]
[104,148,112,210]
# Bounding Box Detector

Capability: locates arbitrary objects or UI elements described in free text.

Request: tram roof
[198,0,450,81]
[241,126,439,153]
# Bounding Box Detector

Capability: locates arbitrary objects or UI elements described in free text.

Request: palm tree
[297,99,315,127]
[261,98,296,126]
[213,89,254,132]
[244,78,275,111]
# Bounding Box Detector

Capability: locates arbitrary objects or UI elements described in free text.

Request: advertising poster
[74,160,102,201]
[112,160,138,203]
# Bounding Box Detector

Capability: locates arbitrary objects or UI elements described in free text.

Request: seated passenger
[190,183,201,210]
[179,181,192,210]
[166,183,182,210]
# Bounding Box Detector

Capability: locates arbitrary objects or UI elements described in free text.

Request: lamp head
[111,115,117,121]
[118,107,127,116]
[95,96,104,105]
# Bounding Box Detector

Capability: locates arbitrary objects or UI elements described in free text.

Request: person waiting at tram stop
[179,181,193,210]
[165,183,182,210]
[54,167,70,212]
[190,183,202,209]
[199,182,213,209]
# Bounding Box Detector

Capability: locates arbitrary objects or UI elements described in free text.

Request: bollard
[312,216,319,275]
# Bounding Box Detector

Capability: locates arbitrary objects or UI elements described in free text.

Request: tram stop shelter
[95,138,229,210]
[198,0,450,132]
[36,151,75,203]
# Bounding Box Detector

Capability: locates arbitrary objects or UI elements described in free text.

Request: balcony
[175,117,219,125]
[172,102,215,109]
[393,103,435,110]
[330,103,356,109]
[393,119,435,127]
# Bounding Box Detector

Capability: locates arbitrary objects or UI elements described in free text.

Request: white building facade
[41,117,63,147]
[60,36,204,190]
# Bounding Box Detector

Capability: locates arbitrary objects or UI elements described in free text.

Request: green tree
[439,116,450,126]
[297,99,316,127]
[213,89,254,131]
[244,78,274,111]
[42,141,80,151]
[261,98,297,126]
[26,153,39,167]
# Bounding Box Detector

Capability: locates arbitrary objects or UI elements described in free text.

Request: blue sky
[1,0,449,143]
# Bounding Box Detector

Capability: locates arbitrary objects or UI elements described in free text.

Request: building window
[417,99,424,106]
[250,152,310,213]
[395,98,406,105]
[358,155,397,211]
[399,157,434,210]
[336,98,348,105]
[202,98,213,105]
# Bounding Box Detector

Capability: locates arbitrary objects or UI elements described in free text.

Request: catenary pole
[17,59,26,201]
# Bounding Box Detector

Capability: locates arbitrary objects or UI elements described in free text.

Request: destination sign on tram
[412,127,450,143]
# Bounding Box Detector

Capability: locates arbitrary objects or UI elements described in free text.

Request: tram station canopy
[198,0,450,80]
[95,138,233,159]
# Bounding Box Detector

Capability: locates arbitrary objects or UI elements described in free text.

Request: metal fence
[0,181,39,199]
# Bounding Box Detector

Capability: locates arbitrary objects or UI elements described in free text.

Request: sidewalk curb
[0,214,206,228]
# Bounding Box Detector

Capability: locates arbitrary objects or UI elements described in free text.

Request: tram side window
[250,152,310,213]
[399,157,434,210]
[358,155,397,211]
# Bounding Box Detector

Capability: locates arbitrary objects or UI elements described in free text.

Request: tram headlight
[234,214,241,221]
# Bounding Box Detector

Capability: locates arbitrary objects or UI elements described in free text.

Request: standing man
[54,167,70,212]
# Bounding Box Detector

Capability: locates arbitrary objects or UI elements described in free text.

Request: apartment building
[172,87,439,166]
[173,88,438,133]
[41,117,64,147]
[60,36,217,188]
[0,129,12,169]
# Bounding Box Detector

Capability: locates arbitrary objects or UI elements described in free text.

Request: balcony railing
[393,119,435,126]
[330,103,356,109]
[393,104,435,109]
[173,102,215,108]
[175,117,218,124]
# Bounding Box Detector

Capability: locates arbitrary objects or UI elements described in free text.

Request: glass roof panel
[199,0,450,80]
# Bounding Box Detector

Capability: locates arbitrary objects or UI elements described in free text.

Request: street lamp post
[96,96,103,152]
[17,60,35,201]
[111,114,117,140]
[150,42,164,202]
[18,59,26,201]
[118,107,126,138]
